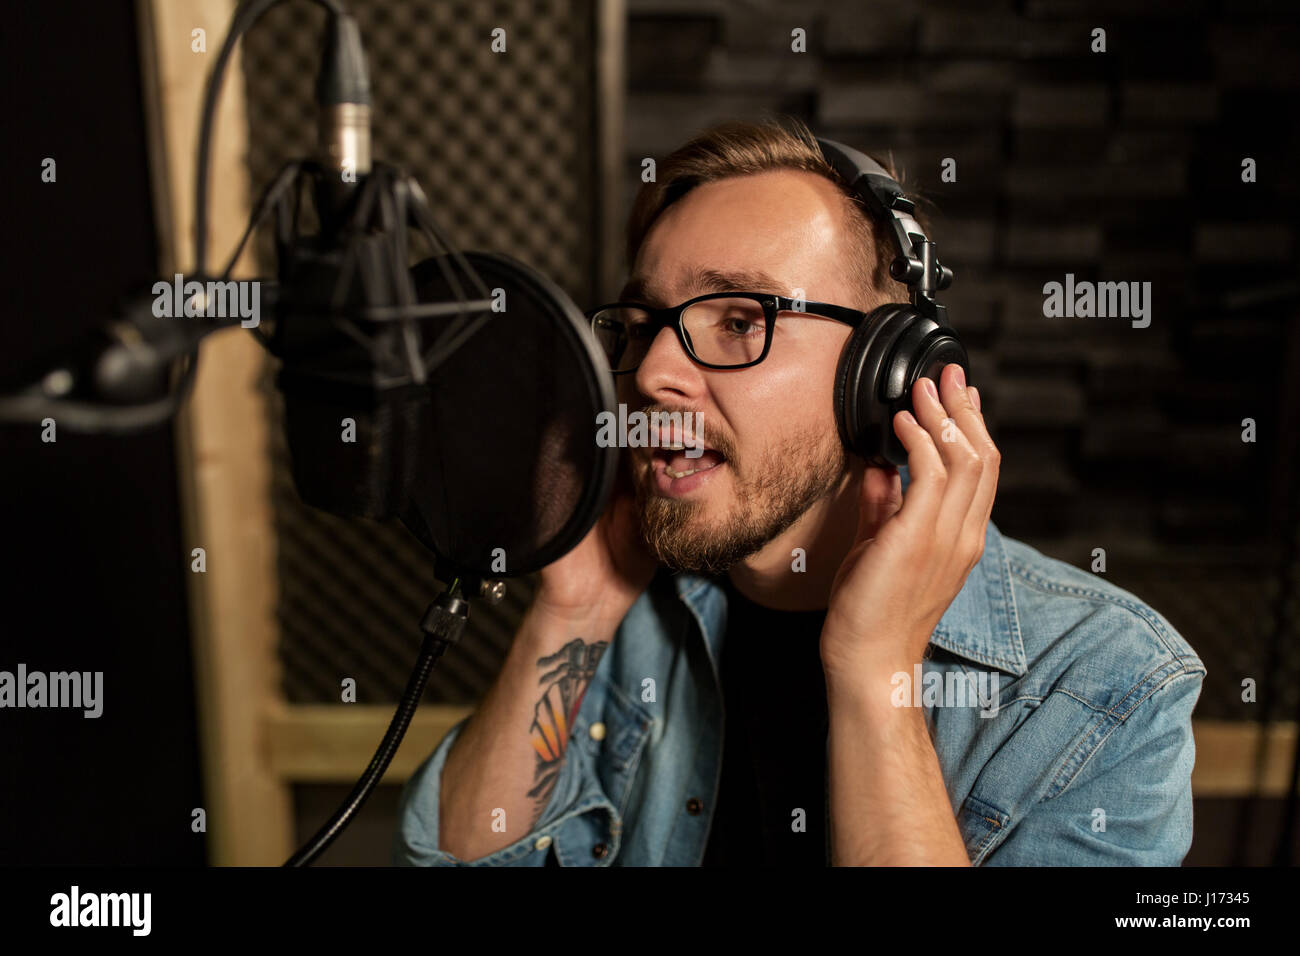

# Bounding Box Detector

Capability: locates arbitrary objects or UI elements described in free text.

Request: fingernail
[970,386,981,412]
[952,364,966,389]
[899,410,916,427]
[922,377,938,401]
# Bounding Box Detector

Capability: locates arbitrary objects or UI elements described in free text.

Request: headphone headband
[816,137,954,320]
[818,137,971,467]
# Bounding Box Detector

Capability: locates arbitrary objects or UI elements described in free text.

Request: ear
[856,463,902,542]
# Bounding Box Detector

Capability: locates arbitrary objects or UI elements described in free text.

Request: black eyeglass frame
[584,292,870,373]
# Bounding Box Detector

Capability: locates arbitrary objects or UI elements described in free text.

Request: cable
[193,0,343,279]
[220,160,307,282]
[285,583,468,866]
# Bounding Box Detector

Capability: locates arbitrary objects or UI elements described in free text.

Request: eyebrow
[619,266,786,305]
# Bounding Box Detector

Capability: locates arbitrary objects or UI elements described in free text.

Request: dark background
[1,0,205,864]
[2,0,1297,866]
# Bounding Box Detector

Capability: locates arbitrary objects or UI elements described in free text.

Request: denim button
[589,721,607,741]
[592,842,608,859]
[686,797,703,814]
[534,835,552,851]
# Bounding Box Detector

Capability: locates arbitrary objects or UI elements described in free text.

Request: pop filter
[399,250,618,580]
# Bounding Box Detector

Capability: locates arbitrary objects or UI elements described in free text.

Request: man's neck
[726,459,865,612]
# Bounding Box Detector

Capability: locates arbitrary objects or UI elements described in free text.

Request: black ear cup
[834,304,969,466]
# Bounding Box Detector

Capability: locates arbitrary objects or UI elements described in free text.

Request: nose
[633,323,706,405]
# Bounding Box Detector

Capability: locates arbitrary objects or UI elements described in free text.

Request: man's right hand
[532,450,658,638]
[436,452,657,863]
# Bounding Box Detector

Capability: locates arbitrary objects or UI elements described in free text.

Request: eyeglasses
[585,292,870,374]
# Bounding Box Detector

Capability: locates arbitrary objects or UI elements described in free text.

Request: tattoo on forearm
[527,638,607,823]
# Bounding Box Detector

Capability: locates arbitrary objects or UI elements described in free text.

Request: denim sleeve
[392,714,621,866]
[390,717,542,866]
[982,669,1204,866]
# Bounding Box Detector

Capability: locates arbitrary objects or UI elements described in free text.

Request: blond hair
[624,115,925,312]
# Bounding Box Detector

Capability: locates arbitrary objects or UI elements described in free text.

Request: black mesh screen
[240,0,601,704]
[399,251,615,578]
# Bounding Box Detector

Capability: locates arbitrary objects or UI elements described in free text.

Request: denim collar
[670,467,1027,678]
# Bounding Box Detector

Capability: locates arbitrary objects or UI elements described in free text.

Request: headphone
[816,137,969,467]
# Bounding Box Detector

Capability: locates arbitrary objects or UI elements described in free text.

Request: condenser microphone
[268,9,492,521]
[267,9,623,542]
[314,11,370,227]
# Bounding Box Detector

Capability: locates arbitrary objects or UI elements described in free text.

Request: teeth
[665,461,720,480]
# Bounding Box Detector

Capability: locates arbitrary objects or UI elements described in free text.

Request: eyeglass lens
[591,297,769,371]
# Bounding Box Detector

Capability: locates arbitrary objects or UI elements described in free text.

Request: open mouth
[641,417,727,492]
[652,445,726,479]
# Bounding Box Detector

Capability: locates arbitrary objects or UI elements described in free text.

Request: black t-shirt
[700,576,831,866]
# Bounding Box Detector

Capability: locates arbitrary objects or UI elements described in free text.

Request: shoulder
[960,533,1206,864]
[998,534,1206,714]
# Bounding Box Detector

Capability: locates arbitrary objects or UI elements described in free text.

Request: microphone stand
[284,580,470,867]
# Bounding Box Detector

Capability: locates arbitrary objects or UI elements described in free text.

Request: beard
[633,412,847,575]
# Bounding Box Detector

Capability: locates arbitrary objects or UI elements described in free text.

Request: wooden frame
[257,712,1296,799]
[138,0,293,865]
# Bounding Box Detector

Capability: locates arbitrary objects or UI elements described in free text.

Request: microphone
[269,9,433,520]
[314,12,370,221]
[266,10,567,526]
[0,2,613,550]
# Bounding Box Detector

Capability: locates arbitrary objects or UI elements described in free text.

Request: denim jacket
[394,508,1206,866]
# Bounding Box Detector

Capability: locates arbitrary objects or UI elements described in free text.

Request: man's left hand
[821,362,1000,681]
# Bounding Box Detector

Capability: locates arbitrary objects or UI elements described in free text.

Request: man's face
[619,169,865,573]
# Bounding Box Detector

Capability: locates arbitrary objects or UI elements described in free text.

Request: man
[393,117,1205,866]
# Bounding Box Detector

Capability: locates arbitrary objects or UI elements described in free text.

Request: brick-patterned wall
[621,0,1300,720]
